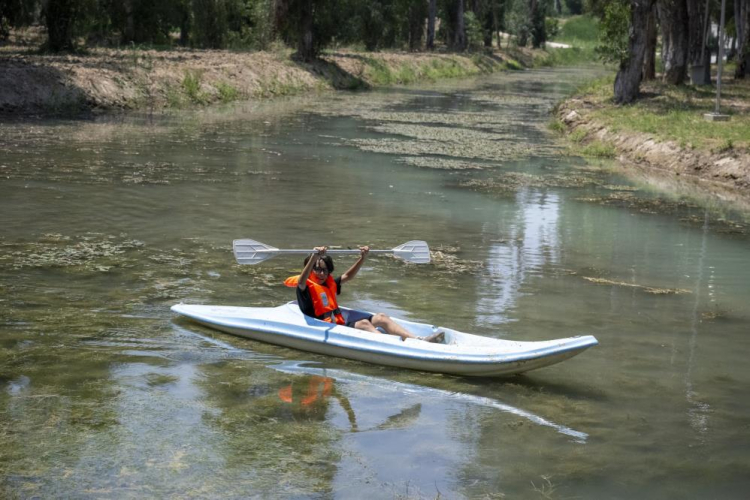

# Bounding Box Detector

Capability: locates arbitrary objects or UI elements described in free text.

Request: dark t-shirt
[296,276,342,319]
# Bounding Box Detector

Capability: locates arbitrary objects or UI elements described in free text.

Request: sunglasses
[313,265,329,274]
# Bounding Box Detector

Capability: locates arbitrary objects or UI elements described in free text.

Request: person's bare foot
[419,331,445,344]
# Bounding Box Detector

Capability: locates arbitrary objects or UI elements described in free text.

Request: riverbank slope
[555,77,750,194]
[1,29,548,116]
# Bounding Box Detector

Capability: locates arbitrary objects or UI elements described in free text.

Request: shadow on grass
[291,54,371,91]
[0,61,94,120]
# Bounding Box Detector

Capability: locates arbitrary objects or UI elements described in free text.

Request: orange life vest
[284,274,345,325]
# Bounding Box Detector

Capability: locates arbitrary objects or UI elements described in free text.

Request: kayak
[171,302,598,377]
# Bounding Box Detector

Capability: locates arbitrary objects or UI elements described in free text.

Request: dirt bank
[556,94,750,195]
[0,30,532,116]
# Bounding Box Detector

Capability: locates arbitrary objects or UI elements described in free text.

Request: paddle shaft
[265,249,390,256]
[233,239,430,264]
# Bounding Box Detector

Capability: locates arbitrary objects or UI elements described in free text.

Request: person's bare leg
[353,319,380,334]
[370,313,444,343]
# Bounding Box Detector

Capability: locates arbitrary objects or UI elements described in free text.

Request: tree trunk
[736,0,750,77]
[274,0,289,38]
[123,0,135,43]
[408,1,426,51]
[614,0,656,104]
[658,0,689,84]
[530,0,546,48]
[555,0,562,15]
[427,0,437,50]
[483,4,494,47]
[296,0,315,62]
[178,0,191,47]
[454,0,467,51]
[643,3,657,80]
[45,0,77,52]
[686,0,710,83]
[737,0,745,48]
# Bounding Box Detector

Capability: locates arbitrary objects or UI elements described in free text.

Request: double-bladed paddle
[233,239,431,265]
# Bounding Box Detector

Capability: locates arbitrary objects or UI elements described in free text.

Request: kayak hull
[171,302,598,377]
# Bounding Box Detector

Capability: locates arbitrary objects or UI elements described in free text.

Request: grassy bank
[553,74,750,191]
[553,15,600,50]
[559,76,750,152]
[537,15,600,67]
[548,13,749,169]
[1,20,605,117]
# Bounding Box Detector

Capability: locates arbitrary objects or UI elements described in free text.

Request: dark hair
[304,254,334,273]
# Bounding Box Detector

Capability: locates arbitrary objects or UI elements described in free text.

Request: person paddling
[284,246,444,343]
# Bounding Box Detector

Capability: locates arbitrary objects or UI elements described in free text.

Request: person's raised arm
[341,246,369,284]
[298,246,327,291]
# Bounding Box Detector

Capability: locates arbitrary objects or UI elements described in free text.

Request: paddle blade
[233,239,279,265]
[392,240,430,264]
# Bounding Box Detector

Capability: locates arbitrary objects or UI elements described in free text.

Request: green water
[2,67,750,499]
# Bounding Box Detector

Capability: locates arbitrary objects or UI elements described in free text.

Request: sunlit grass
[539,15,602,66]
[552,14,600,50]
[536,46,598,66]
[363,56,502,86]
[579,77,750,150]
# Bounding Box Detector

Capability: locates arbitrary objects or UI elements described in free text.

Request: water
[2,67,750,499]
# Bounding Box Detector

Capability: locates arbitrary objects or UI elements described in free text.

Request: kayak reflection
[277,375,358,432]
[273,361,588,443]
[275,374,423,434]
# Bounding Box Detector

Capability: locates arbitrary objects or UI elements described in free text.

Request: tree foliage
[0,0,727,92]
[594,0,630,64]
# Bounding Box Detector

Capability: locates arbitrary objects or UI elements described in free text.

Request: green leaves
[594,1,630,65]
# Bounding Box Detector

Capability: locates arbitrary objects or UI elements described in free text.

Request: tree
[614,0,656,103]
[1,0,39,41]
[44,0,79,52]
[407,0,427,50]
[464,11,484,49]
[427,0,437,49]
[736,0,750,77]
[643,2,657,80]
[567,0,583,15]
[687,0,710,83]
[491,0,506,47]
[275,0,341,61]
[454,0,467,50]
[595,0,630,64]
[192,0,228,48]
[658,0,689,84]
[507,0,531,46]
[529,0,546,48]
[296,0,314,59]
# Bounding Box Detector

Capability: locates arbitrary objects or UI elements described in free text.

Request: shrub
[182,70,208,104]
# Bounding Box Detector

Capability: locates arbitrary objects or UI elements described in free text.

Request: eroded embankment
[556,97,750,194]
[0,41,532,116]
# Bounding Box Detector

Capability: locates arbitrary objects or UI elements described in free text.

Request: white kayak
[171,302,598,377]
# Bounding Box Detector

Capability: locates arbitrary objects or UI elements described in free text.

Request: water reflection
[274,361,587,443]
[477,189,561,326]
[3,65,750,498]
[277,375,358,432]
[685,210,711,441]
